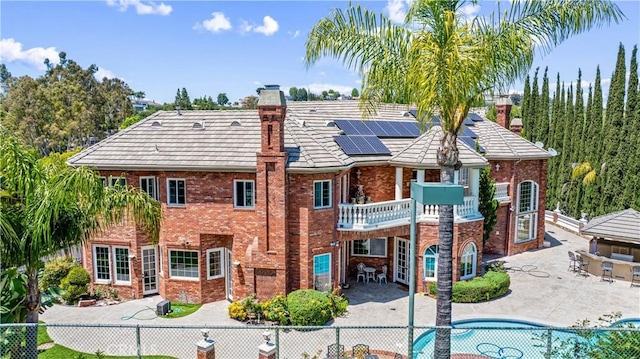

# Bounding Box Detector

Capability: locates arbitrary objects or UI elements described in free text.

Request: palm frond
[572,162,594,180]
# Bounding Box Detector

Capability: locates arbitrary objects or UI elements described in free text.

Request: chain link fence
[1,323,639,359]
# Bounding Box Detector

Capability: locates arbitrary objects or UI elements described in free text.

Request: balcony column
[416,169,425,183]
[472,168,480,212]
[395,167,403,200]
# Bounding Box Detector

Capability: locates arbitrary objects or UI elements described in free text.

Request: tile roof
[581,208,640,243]
[68,100,550,171]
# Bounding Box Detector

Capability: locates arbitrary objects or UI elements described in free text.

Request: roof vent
[192,121,205,130]
[401,111,411,117]
[230,120,241,127]
[297,119,306,127]
[176,106,181,116]
[309,108,317,113]
[534,141,544,148]
[325,120,336,127]
[151,120,162,127]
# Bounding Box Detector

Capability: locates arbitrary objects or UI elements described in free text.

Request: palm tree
[305,1,623,357]
[0,132,162,357]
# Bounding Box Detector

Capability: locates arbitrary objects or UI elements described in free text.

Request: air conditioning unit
[156,300,171,316]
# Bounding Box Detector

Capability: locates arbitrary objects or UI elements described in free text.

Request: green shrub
[326,289,348,317]
[228,301,247,321]
[262,294,290,325]
[240,294,262,316]
[428,271,510,303]
[287,289,332,326]
[40,256,78,291]
[60,266,90,304]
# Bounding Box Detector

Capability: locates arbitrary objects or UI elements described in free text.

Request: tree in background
[521,75,531,136]
[351,88,360,98]
[289,86,299,100]
[1,52,134,155]
[193,95,217,110]
[256,87,265,95]
[583,67,604,215]
[0,134,161,356]
[241,95,259,109]
[305,1,623,357]
[217,92,229,106]
[478,167,499,246]
[297,88,308,101]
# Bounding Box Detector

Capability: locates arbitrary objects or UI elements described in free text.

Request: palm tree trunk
[435,165,455,359]
[25,269,40,359]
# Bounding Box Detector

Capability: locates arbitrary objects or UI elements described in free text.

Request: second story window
[140,177,158,200]
[234,180,255,208]
[457,168,471,196]
[110,176,127,187]
[314,180,332,209]
[167,179,186,206]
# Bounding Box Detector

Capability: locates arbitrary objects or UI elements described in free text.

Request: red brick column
[258,342,276,359]
[196,337,215,359]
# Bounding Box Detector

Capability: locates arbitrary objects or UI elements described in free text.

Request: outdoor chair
[601,261,614,283]
[631,266,640,287]
[326,344,345,359]
[393,353,403,359]
[356,263,366,283]
[352,344,370,357]
[377,265,388,284]
[568,251,578,272]
[575,254,589,277]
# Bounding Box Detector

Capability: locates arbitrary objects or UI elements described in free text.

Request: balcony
[337,196,481,231]
[494,182,511,202]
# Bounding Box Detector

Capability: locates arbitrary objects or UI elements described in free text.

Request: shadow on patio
[341,280,410,305]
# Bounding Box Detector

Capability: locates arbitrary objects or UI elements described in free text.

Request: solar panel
[333,119,421,138]
[333,135,391,155]
[458,136,484,153]
[400,121,421,136]
[333,120,359,135]
[459,126,478,139]
[463,117,476,126]
[350,121,376,135]
[467,113,484,122]
[365,121,387,136]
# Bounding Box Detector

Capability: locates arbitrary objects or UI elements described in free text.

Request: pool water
[413,318,640,359]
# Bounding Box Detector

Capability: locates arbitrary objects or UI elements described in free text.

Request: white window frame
[93,245,111,284]
[423,245,439,281]
[233,180,255,209]
[167,178,186,206]
[314,180,332,209]
[457,168,471,196]
[158,245,163,275]
[206,248,224,279]
[515,181,539,243]
[351,238,387,258]
[460,242,477,280]
[112,246,131,285]
[100,176,108,187]
[313,253,332,292]
[168,249,199,280]
[109,176,127,187]
[140,176,158,200]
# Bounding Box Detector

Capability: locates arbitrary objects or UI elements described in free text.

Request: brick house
[68,86,549,303]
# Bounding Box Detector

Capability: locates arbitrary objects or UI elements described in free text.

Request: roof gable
[582,208,640,243]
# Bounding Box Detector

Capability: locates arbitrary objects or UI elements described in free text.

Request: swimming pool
[413,318,640,359]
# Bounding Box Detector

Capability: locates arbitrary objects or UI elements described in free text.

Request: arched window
[516,181,539,243]
[460,242,477,280]
[423,245,439,280]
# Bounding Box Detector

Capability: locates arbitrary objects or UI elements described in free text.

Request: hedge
[427,271,510,303]
[287,290,333,326]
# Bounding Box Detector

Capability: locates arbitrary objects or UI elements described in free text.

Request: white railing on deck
[338,199,411,230]
[494,182,510,202]
[419,196,478,220]
[456,196,477,217]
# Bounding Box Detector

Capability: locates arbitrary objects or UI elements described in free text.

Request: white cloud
[305,83,355,96]
[254,16,279,36]
[95,67,116,80]
[385,0,410,24]
[253,81,262,85]
[0,38,59,70]
[195,12,232,33]
[106,0,172,16]
[458,3,480,21]
[288,30,300,39]
[239,20,253,34]
[318,71,326,78]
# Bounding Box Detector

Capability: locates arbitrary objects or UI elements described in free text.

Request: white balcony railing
[338,196,481,231]
[494,182,510,202]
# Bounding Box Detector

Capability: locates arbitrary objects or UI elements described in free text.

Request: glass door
[394,237,410,284]
[226,249,233,300]
[141,246,158,295]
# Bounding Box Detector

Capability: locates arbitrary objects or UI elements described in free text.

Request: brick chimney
[258,84,286,153]
[252,84,288,299]
[510,116,523,136]
[495,96,512,130]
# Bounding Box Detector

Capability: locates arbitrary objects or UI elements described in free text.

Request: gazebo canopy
[582,208,640,244]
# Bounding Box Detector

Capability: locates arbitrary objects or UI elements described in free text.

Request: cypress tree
[556,83,571,212]
[584,67,604,216]
[546,75,562,208]
[522,75,532,140]
[621,45,639,208]
[537,67,550,146]
[599,44,627,215]
[529,68,540,141]
[569,70,586,215]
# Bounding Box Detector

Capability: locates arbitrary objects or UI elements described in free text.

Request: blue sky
[1,1,639,104]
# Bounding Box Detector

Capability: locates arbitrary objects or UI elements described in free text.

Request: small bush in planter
[40,256,78,291]
[428,271,510,303]
[228,301,247,321]
[60,266,91,304]
[287,289,332,326]
[262,294,290,325]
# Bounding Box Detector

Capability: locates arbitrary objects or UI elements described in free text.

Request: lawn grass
[38,321,53,346]
[38,345,176,359]
[159,303,202,319]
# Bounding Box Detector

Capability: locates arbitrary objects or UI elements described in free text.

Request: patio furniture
[363,267,376,283]
[393,353,403,359]
[352,344,370,357]
[568,251,578,272]
[601,261,614,283]
[575,254,589,277]
[327,344,345,359]
[356,263,366,283]
[631,266,640,287]
[377,265,388,284]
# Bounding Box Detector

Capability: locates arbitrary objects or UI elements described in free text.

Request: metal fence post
[335,327,340,358]
[136,324,141,359]
[545,328,552,359]
[275,327,280,359]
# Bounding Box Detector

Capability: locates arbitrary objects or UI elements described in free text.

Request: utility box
[411,182,464,205]
[157,300,171,316]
